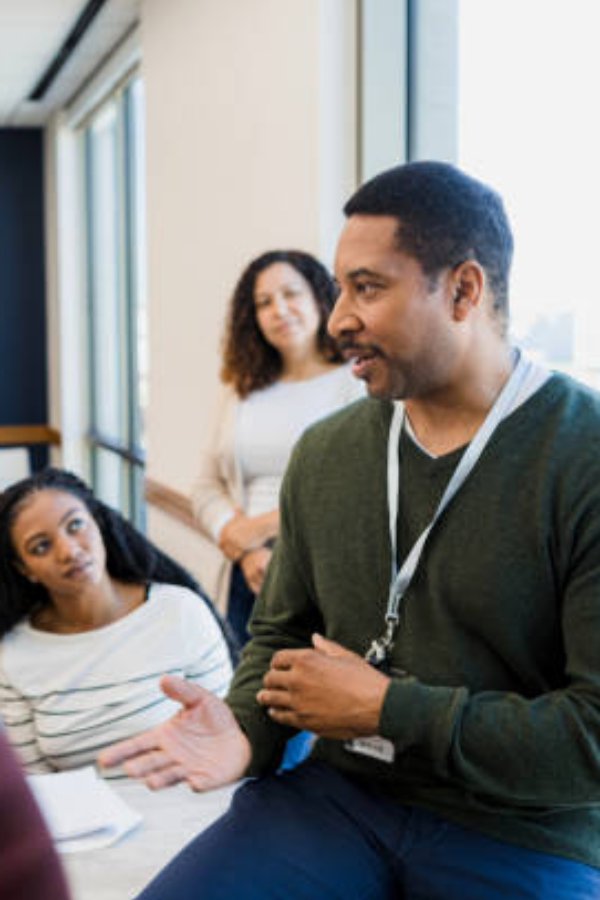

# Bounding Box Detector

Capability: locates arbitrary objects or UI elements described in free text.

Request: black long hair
[0,468,237,660]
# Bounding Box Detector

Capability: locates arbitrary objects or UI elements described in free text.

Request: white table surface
[62,779,239,900]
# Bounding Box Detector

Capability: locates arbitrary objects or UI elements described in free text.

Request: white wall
[140,0,357,590]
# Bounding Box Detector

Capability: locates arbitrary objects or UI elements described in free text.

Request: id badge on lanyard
[345,350,534,764]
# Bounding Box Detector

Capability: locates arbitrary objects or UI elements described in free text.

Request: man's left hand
[256,634,390,739]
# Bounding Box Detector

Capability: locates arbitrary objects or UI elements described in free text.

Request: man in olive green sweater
[102,162,600,899]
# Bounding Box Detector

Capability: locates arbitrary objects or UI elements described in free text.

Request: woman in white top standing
[193,250,363,647]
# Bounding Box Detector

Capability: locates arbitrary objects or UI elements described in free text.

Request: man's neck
[404,344,515,457]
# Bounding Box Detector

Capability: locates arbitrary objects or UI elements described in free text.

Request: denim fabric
[137,760,600,899]
[226,563,254,648]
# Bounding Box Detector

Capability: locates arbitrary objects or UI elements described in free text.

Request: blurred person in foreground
[0,728,71,899]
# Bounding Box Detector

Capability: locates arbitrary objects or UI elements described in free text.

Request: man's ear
[450,260,485,321]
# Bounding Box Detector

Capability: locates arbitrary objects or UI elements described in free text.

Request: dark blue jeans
[137,761,600,899]
[226,563,255,648]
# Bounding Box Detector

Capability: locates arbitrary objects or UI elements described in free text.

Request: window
[82,75,147,524]
[359,0,599,389]
[457,0,600,388]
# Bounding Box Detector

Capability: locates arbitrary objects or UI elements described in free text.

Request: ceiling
[0,0,140,126]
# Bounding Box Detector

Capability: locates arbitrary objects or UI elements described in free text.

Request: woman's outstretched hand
[97,676,251,791]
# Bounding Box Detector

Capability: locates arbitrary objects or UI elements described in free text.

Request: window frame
[81,72,147,526]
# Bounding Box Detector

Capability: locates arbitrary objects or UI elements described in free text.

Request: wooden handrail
[0,425,61,446]
[145,477,202,532]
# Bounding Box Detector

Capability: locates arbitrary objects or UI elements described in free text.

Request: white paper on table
[27,766,142,854]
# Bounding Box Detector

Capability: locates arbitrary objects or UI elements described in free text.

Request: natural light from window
[458,0,600,388]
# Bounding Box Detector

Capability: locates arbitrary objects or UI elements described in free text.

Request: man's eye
[356,282,378,298]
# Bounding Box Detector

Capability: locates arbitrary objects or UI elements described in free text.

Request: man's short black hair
[344,161,513,318]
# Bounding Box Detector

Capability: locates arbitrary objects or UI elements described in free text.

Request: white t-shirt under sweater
[238,364,364,518]
[0,583,233,774]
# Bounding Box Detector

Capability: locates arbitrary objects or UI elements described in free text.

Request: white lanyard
[366,350,535,668]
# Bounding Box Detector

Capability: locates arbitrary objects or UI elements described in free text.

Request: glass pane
[93,446,128,515]
[87,99,128,440]
[457,0,600,388]
[82,80,148,527]
[126,77,148,455]
[82,76,147,526]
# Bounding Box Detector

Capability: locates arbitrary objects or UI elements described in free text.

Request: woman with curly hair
[193,249,363,646]
[0,468,233,773]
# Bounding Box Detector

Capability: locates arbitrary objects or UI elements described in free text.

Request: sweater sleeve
[379,487,600,810]
[0,657,52,774]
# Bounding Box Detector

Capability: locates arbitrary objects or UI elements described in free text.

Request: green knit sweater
[227,373,600,867]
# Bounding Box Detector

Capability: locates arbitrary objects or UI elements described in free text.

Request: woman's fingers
[97,728,160,769]
[144,764,188,791]
[122,749,173,779]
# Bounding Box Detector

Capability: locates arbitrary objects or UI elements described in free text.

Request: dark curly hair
[0,468,237,659]
[221,250,343,398]
[344,161,513,329]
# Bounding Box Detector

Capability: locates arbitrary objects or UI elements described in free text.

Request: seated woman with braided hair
[0,468,233,774]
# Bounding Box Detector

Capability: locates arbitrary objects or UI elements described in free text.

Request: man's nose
[327,290,358,339]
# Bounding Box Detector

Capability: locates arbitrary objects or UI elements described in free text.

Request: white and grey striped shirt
[0,583,232,774]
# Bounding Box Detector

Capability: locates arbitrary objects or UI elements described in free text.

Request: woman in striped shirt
[0,468,233,774]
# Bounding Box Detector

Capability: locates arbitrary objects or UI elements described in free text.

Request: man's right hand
[97,676,252,791]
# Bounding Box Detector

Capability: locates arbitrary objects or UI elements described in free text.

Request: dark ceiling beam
[27,0,109,101]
